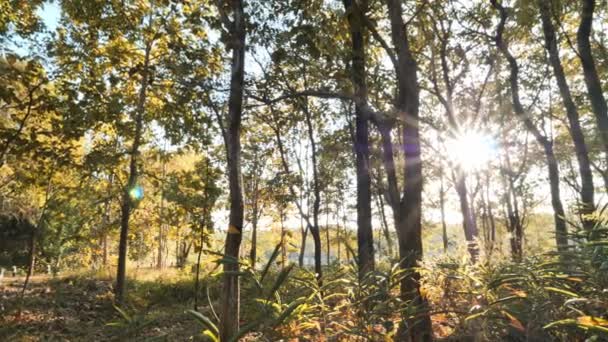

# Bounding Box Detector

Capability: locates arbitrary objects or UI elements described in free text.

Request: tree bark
[194,218,206,311]
[21,230,36,297]
[218,0,246,339]
[491,0,568,250]
[325,200,331,265]
[342,0,375,278]
[577,0,608,176]
[249,200,258,269]
[439,166,448,253]
[454,171,479,261]
[298,217,308,267]
[115,41,151,303]
[375,188,393,258]
[302,95,323,280]
[385,0,433,339]
[0,82,41,168]
[280,207,286,269]
[538,0,595,230]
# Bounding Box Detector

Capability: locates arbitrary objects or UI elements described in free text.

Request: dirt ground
[0,272,202,341]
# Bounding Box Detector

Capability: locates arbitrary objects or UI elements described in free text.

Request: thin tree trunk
[454,171,479,261]
[298,217,307,267]
[538,0,595,230]
[267,110,318,273]
[175,231,180,267]
[325,200,330,265]
[280,207,286,269]
[491,0,568,250]
[0,83,41,168]
[577,0,608,176]
[218,0,246,339]
[194,218,206,311]
[342,0,374,278]
[440,166,449,253]
[248,157,261,269]
[102,234,108,267]
[115,41,152,303]
[376,189,393,258]
[249,208,258,269]
[21,231,36,297]
[302,95,323,280]
[157,155,167,269]
[486,173,496,244]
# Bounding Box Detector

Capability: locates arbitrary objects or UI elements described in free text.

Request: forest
[1,0,608,341]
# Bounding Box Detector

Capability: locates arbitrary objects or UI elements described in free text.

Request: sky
[39,1,61,31]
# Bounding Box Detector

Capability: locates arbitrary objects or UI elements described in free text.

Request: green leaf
[274,298,307,326]
[202,329,219,342]
[112,304,132,322]
[187,310,219,337]
[260,241,283,282]
[266,264,294,300]
[543,287,579,298]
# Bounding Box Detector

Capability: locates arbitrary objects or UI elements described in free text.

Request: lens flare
[129,185,144,201]
[446,131,497,171]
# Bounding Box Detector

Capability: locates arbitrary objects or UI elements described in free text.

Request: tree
[537,0,595,230]
[577,0,608,182]
[342,0,375,277]
[491,0,568,250]
[215,0,246,339]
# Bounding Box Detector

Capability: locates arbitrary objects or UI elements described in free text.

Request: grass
[0,268,203,341]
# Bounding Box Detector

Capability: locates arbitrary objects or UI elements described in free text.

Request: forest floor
[0,269,203,341]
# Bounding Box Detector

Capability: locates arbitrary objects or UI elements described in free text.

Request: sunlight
[446,131,497,171]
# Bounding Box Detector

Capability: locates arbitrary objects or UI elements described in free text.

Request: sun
[445,131,497,171]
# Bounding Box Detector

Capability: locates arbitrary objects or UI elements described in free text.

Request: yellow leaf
[227,224,240,234]
[502,310,525,332]
[577,316,608,327]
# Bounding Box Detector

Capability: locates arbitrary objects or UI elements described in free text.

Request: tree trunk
[280,208,286,269]
[194,218,206,311]
[385,0,433,339]
[454,171,479,260]
[325,201,330,265]
[21,231,36,296]
[157,157,167,269]
[376,189,393,258]
[501,165,521,262]
[538,0,595,230]
[577,0,608,176]
[486,173,496,244]
[102,233,108,267]
[491,0,568,251]
[298,217,308,267]
[302,95,323,280]
[115,41,151,303]
[342,0,375,278]
[544,141,569,249]
[217,1,246,339]
[440,166,448,253]
[249,209,257,269]
[0,83,40,168]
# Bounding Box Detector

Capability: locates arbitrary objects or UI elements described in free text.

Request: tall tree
[537,0,595,230]
[491,0,568,250]
[342,0,375,277]
[577,0,608,179]
[383,0,433,339]
[216,0,246,339]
